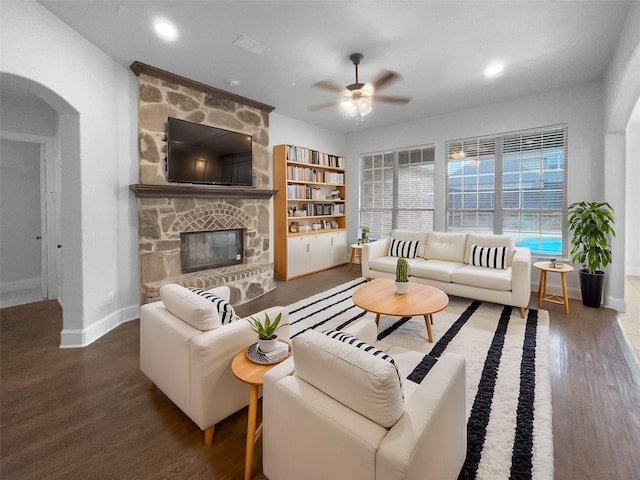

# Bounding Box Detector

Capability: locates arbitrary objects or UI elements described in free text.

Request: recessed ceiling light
[227,79,240,87]
[484,63,505,79]
[154,20,178,41]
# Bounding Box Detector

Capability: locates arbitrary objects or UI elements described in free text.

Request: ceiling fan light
[357,98,372,116]
[361,83,374,97]
[340,98,357,117]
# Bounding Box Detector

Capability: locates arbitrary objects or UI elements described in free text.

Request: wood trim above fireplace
[130,61,275,113]
[129,184,278,199]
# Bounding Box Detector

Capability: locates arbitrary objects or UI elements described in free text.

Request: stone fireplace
[130,62,277,305]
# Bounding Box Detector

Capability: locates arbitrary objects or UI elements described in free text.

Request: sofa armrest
[511,247,532,308]
[361,238,390,278]
[377,353,467,480]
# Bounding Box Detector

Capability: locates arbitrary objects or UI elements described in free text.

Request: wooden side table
[348,243,363,269]
[533,261,574,314]
[231,344,289,480]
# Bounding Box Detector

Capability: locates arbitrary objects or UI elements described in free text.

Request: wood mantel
[129,184,278,199]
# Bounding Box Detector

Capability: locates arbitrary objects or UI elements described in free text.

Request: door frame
[0,130,60,300]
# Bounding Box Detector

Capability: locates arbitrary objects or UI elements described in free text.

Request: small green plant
[395,257,409,283]
[568,201,615,274]
[360,226,370,243]
[246,312,286,340]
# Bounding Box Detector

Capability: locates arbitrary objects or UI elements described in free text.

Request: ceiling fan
[308,53,412,123]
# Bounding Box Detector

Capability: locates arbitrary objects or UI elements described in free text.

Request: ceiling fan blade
[372,94,412,104]
[307,99,342,111]
[311,79,345,93]
[371,70,402,91]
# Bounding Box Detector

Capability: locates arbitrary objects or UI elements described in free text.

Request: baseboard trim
[60,304,140,348]
[604,296,626,312]
[626,267,640,276]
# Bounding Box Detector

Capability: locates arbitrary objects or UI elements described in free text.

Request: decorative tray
[246,341,292,365]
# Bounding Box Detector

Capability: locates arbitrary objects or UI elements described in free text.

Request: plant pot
[395,281,409,295]
[257,336,278,353]
[579,269,605,308]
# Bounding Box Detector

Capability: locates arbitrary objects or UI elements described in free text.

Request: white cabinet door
[330,231,347,266]
[287,236,310,277]
[310,234,331,271]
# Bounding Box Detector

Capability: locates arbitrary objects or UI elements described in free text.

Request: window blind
[360,146,434,239]
[446,126,567,256]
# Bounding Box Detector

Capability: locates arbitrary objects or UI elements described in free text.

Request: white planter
[395,281,409,295]
[258,337,278,353]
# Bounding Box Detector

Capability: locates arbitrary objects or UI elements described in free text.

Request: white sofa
[140,284,288,445]
[263,319,467,480]
[362,229,531,318]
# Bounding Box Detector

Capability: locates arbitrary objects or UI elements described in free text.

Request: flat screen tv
[166,117,253,186]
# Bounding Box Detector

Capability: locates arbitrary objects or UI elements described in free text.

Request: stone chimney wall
[133,69,275,304]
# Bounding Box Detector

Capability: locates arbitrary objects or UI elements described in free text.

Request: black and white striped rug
[286,277,553,480]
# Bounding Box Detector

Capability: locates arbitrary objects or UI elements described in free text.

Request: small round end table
[533,261,574,314]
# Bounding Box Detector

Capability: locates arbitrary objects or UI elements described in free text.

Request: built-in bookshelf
[273,144,348,280]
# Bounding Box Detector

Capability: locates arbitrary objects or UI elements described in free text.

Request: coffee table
[352,278,449,342]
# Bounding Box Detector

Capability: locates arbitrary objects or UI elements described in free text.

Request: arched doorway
[0,72,81,342]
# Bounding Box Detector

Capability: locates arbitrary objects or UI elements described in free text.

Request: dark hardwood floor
[1,265,639,480]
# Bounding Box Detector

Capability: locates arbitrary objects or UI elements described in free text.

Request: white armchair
[140,284,288,445]
[262,320,466,480]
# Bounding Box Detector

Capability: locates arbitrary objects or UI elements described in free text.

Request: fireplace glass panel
[181,229,243,273]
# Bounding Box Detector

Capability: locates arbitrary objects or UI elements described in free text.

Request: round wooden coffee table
[352,278,449,343]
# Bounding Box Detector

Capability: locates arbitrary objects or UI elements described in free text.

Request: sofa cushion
[159,283,222,331]
[410,259,465,283]
[188,287,239,324]
[468,245,508,270]
[292,330,404,428]
[464,234,515,266]
[451,265,512,291]
[387,238,420,259]
[369,256,426,275]
[425,232,467,262]
[391,229,429,259]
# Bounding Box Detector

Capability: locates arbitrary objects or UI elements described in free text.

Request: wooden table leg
[424,315,433,343]
[348,247,356,269]
[244,384,259,480]
[538,270,546,308]
[374,313,380,325]
[561,272,570,315]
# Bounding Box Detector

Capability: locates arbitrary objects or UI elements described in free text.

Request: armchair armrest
[188,306,289,430]
[511,247,532,308]
[362,238,390,278]
[377,352,467,480]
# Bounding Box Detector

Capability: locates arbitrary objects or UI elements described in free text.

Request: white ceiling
[38,1,631,133]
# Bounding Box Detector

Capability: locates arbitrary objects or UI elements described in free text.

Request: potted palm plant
[568,201,615,308]
[246,312,287,352]
[395,257,410,294]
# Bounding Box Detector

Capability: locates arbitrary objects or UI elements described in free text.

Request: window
[446,126,567,256]
[360,146,435,239]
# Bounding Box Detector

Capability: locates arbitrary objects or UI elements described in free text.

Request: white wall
[602,1,640,309]
[345,81,605,300]
[0,92,58,136]
[0,139,42,289]
[0,1,139,346]
[626,118,640,276]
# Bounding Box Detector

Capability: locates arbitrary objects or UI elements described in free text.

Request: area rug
[286,277,553,480]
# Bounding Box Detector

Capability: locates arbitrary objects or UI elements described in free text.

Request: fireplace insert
[180,229,244,273]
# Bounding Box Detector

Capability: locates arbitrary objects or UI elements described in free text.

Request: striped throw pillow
[387,238,420,259]
[468,245,508,269]
[187,288,239,325]
[322,329,403,399]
